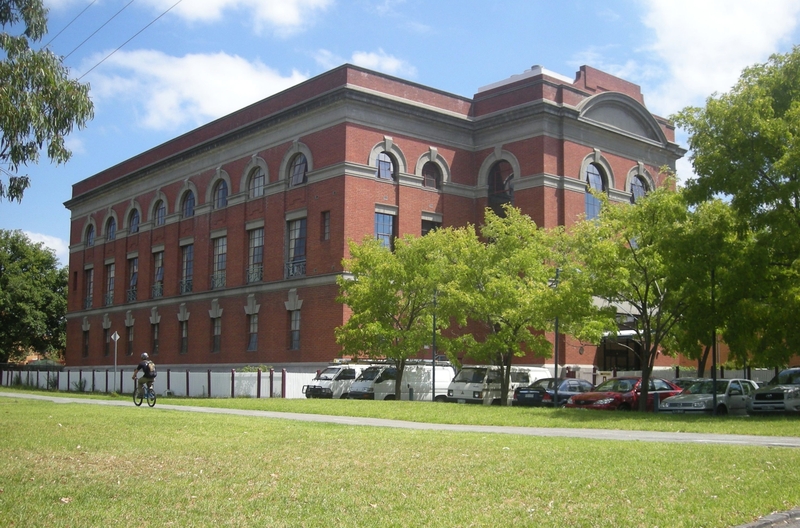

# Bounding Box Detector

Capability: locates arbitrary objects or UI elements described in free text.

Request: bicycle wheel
[147,387,156,407]
[133,386,143,407]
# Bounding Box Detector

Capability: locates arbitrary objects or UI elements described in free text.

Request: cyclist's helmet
[141,353,149,360]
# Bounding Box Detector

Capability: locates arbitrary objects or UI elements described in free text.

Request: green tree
[335,229,457,399]
[1,0,94,202]
[444,207,612,405]
[0,229,67,362]
[674,46,800,366]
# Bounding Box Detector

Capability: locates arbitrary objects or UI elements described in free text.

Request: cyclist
[132,353,157,396]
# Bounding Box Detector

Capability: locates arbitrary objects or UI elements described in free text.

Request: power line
[43,0,97,50]
[78,0,183,81]
[64,0,136,61]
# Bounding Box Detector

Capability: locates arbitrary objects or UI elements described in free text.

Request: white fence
[0,368,317,399]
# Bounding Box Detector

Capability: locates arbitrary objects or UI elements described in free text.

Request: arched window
[422,161,441,190]
[376,152,396,180]
[154,200,166,226]
[289,154,308,186]
[213,180,228,209]
[585,163,605,220]
[182,191,195,218]
[129,210,140,233]
[631,176,647,203]
[488,160,514,216]
[86,224,95,247]
[106,217,116,240]
[248,168,265,198]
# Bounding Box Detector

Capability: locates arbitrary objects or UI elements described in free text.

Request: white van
[348,361,456,401]
[302,362,372,399]
[447,365,550,405]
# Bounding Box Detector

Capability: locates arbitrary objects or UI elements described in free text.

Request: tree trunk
[394,358,406,400]
[697,345,710,377]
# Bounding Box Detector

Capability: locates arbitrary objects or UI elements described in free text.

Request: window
[82,330,89,357]
[289,310,300,350]
[247,314,258,351]
[247,228,264,283]
[126,324,133,356]
[212,317,221,353]
[181,244,194,294]
[152,251,164,298]
[422,161,442,190]
[375,212,396,249]
[289,153,308,186]
[106,218,116,240]
[213,180,228,209]
[129,210,140,233]
[182,191,195,218]
[154,200,166,226]
[286,218,307,277]
[104,328,110,357]
[421,219,441,236]
[249,168,265,198]
[179,320,188,355]
[86,225,95,247]
[488,160,514,216]
[631,176,647,203]
[104,263,115,306]
[152,323,159,356]
[376,152,395,180]
[212,237,227,289]
[585,163,605,220]
[83,268,94,309]
[321,211,330,241]
[127,257,138,302]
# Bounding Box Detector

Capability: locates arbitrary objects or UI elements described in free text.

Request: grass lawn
[1,389,799,527]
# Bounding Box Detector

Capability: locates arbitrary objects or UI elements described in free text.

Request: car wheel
[617,403,631,411]
[434,395,448,403]
[384,395,396,400]
[716,405,728,415]
[339,393,349,399]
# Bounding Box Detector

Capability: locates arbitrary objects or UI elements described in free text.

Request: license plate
[523,394,534,399]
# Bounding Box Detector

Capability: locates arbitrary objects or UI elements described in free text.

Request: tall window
[152,323,159,356]
[106,218,116,240]
[212,237,227,289]
[86,225,95,247]
[83,268,94,309]
[376,152,395,180]
[82,330,89,357]
[422,161,442,190]
[249,168,265,198]
[212,317,222,353]
[129,210,140,233]
[179,320,188,354]
[127,257,138,302]
[289,310,300,350]
[286,218,307,277]
[152,252,164,298]
[247,314,258,351]
[375,213,396,249]
[631,176,647,203]
[488,160,514,216]
[247,228,264,283]
[154,200,166,226]
[104,328,110,357]
[104,263,115,306]
[585,163,605,220]
[181,244,194,294]
[126,324,134,356]
[421,219,441,236]
[213,180,228,209]
[289,153,308,186]
[321,211,330,241]
[182,191,195,218]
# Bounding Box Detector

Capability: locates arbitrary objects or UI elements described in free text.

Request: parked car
[671,377,704,390]
[347,361,456,401]
[447,365,550,405]
[564,377,682,411]
[302,362,373,399]
[660,378,758,415]
[747,367,800,415]
[512,377,594,407]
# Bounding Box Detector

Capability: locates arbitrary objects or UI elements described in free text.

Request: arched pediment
[577,92,667,144]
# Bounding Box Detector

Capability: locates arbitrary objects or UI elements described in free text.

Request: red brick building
[64,64,684,372]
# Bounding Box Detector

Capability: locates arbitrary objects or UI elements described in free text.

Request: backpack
[145,360,157,378]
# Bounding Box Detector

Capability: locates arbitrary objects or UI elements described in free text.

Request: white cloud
[24,232,69,267]
[314,48,417,78]
[141,0,333,36]
[87,50,308,131]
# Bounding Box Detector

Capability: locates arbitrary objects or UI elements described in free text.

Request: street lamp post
[432,290,437,402]
[553,268,561,407]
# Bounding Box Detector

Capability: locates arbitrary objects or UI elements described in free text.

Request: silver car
[747,368,800,415]
[660,378,758,415]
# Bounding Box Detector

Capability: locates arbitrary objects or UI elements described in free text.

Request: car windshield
[530,378,555,390]
[594,379,635,393]
[356,367,382,381]
[684,380,728,395]
[315,367,339,381]
[768,370,800,386]
[453,368,486,383]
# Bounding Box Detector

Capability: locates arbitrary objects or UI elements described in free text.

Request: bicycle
[133,379,157,407]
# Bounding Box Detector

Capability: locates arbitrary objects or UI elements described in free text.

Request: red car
[564,377,682,411]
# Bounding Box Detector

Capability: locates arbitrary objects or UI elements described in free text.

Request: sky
[2,0,799,266]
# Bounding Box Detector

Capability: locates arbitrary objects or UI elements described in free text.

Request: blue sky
[3,0,800,265]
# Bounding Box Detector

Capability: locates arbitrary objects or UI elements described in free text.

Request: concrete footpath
[3,391,799,527]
